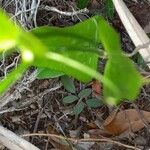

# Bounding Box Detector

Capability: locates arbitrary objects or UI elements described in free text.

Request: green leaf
[31,16,100,82]
[61,75,76,93]
[73,101,85,115]
[78,88,92,98]
[99,18,143,104]
[0,9,123,103]
[63,95,78,104]
[78,0,90,9]
[104,56,143,103]
[19,16,120,100]
[86,98,102,108]
[0,10,21,51]
[37,68,64,79]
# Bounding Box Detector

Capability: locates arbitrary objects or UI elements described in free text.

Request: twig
[112,0,150,68]
[0,125,39,150]
[124,41,150,57]
[41,5,89,17]
[0,83,62,113]
[22,133,141,150]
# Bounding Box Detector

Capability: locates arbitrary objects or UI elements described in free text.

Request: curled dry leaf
[103,109,150,136]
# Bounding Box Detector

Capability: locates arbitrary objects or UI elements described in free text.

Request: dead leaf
[103,109,150,136]
[92,80,101,95]
[87,121,97,129]
[88,128,111,138]
[47,125,73,150]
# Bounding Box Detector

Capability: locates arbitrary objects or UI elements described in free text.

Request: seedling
[62,79,103,115]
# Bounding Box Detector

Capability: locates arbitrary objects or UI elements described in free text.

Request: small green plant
[0,9,146,105]
[63,87,102,115]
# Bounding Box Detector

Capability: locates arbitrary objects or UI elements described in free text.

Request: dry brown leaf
[103,109,150,136]
[87,121,98,129]
[47,125,72,150]
[88,128,111,138]
[92,80,101,95]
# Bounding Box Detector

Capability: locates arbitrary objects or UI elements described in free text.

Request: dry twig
[0,125,39,150]
[22,133,141,150]
[112,0,150,67]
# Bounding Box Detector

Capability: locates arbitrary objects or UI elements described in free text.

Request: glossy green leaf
[37,68,64,79]
[78,88,92,98]
[0,10,20,51]
[63,95,78,104]
[86,98,102,108]
[73,101,85,115]
[31,16,100,81]
[61,75,76,93]
[78,0,90,9]
[99,18,143,104]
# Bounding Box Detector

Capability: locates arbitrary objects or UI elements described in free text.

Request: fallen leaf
[88,128,110,138]
[103,109,150,136]
[92,80,101,95]
[47,125,73,150]
[87,121,97,129]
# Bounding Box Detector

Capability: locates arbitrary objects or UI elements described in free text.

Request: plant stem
[0,62,29,95]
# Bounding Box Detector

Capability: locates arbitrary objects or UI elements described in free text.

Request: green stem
[45,51,121,102]
[0,62,29,95]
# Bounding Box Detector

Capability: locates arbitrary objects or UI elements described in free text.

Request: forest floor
[0,0,150,150]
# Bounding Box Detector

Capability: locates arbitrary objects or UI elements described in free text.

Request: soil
[0,0,150,150]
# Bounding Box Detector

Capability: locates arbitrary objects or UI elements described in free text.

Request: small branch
[112,0,150,68]
[124,41,150,57]
[0,125,39,150]
[22,133,141,150]
[41,5,89,17]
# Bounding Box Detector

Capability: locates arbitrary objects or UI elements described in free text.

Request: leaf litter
[1,0,150,150]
